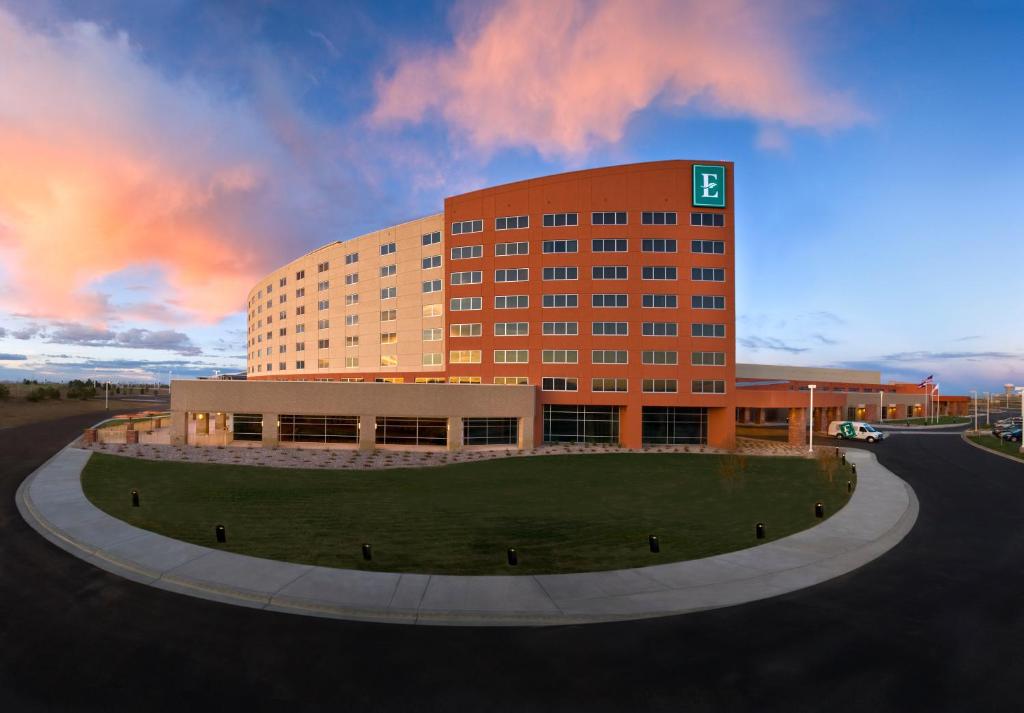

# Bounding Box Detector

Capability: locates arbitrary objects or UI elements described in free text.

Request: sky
[0,0,1021,393]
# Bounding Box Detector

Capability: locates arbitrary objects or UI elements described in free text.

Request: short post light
[131,489,139,507]
[507,548,518,566]
[807,384,817,453]
[755,522,766,539]
[648,535,660,553]
[215,524,226,543]
[815,502,824,518]
[362,544,372,561]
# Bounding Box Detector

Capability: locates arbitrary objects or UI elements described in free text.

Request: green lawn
[968,435,1024,461]
[82,452,855,575]
[877,416,970,426]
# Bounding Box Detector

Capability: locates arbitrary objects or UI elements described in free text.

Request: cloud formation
[0,8,331,325]
[0,353,26,361]
[45,323,201,355]
[738,336,809,353]
[372,0,867,157]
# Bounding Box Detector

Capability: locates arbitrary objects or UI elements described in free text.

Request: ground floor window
[376,417,448,446]
[642,407,707,445]
[279,415,358,443]
[543,405,619,443]
[464,417,518,445]
[232,413,263,441]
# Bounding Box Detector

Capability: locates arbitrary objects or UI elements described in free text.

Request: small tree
[816,448,840,484]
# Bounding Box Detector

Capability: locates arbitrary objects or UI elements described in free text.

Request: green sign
[692,164,726,208]
[839,422,857,438]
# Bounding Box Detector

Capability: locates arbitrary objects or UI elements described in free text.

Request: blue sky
[0,0,1021,393]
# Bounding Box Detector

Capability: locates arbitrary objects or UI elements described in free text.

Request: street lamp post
[971,390,978,432]
[808,384,817,453]
[1016,388,1024,454]
[879,390,884,423]
[933,383,940,424]
[985,392,990,426]
[104,380,109,411]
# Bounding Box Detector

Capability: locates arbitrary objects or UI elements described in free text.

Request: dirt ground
[0,397,167,430]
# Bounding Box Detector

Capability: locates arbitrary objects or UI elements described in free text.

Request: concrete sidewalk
[16,446,917,626]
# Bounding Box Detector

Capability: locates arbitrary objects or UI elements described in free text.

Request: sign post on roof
[693,164,726,208]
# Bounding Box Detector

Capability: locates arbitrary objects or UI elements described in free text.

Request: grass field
[877,416,970,426]
[82,451,855,575]
[0,398,164,430]
[967,435,1024,461]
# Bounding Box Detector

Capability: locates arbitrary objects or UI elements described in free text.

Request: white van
[828,421,886,443]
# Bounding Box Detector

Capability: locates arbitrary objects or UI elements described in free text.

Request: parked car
[1000,427,1022,443]
[992,418,1023,437]
[828,421,886,443]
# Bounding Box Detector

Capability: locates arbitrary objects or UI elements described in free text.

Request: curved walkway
[17,443,917,626]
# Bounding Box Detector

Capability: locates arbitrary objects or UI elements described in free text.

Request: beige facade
[246,213,445,379]
[735,363,882,385]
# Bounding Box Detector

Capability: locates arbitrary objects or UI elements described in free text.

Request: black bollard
[852,463,857,477]
[507,548,518,566]
[362,544,372,561]
[835,447,840,457]
[649,535,660,553]
[756,522,766,539]
[841,452,847,465]
[131,489,139,507]
[215,524,226,543]
[847,480,853,493]
[815,502,824,518]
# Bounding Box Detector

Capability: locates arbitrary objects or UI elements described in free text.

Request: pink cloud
[372,0,868,157]
[0,9,322,325]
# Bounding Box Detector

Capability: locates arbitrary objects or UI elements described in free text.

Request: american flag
[918,375,934,387]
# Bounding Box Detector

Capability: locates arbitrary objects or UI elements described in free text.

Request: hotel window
[542,239,577,254]
[345,251,359,264]
[495,268,529,282]
[279,327,287,337]
[345,293,359,306]
[643,350,678,365]
[267,284,273,294]
[317,261,329,273]
[279,310,286,320]
[380,309,396,321]
[451,245,482,260]
[422,255,441,270]
[416,377,446,383]
[279,345,287,353]
[296,306,306,316]
[494,322,529,336]
[692,351,726,366]
[543,266,578,280]
[542,377,578,391]
[295,287,305,298]
[449,376,482,384]
[318,280,329,291]
[345,357,358,368]
[643,294,678,308]
[542,213,578,227]
[691,240,725,254]
[494,350,529,364]
[591,211,627,225]
[451,219,483,235]
[380,264,396,277]
[380,332,397,345]
[375,376,403,383]
[641,211,677,225]
[423,353,443,366]
[422,231,441,246]
[266,363,272,371]
[345,314,359,326]
[691,268,725,282]
[380,242,396,255]
[643,379,678,393]
[592,350,628,364]
[542,349,578,364]
[279,361,286,371]
[345,273,358,285]
[592,239,628,252]
[266,300,272,309]
[450,271,482,285]
[317,300,329,310]
[592,378,628,392]
[450,323,482,337]
[542,293,578,308]
[295,360,305,370]
[422,279,442,293]
[692,295,726,310]
[495,241,529,256]
[495,215,529,230]
[423,303,443,318]
[381,286,397,300]
[296,342,306,352]
[266,331,273,341]
[423,328,443,341]
[345,336,359,347]
[450,296,482,311]
[296,269,305,280]
[592,266,627,280]
[279,294,287,304]
[267,315,273,324]
[643,322,678,337]
[380,355,398,367]
[691,323,726,338]
[318,338,330,349]
[592,322,628,336]
[690,211,725,227]
[542,322,578,335]
[642,239,677,253]
[279,277,287,287]
[495,295,529,309]
[295,324,305,334]
[449,350,482,364]
[692,380,726,394]
[494,376,529,385]
[643,266,677,280]
[592,293,628,307]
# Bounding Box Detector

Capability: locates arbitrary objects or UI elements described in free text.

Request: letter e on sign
[693,164,726,208]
